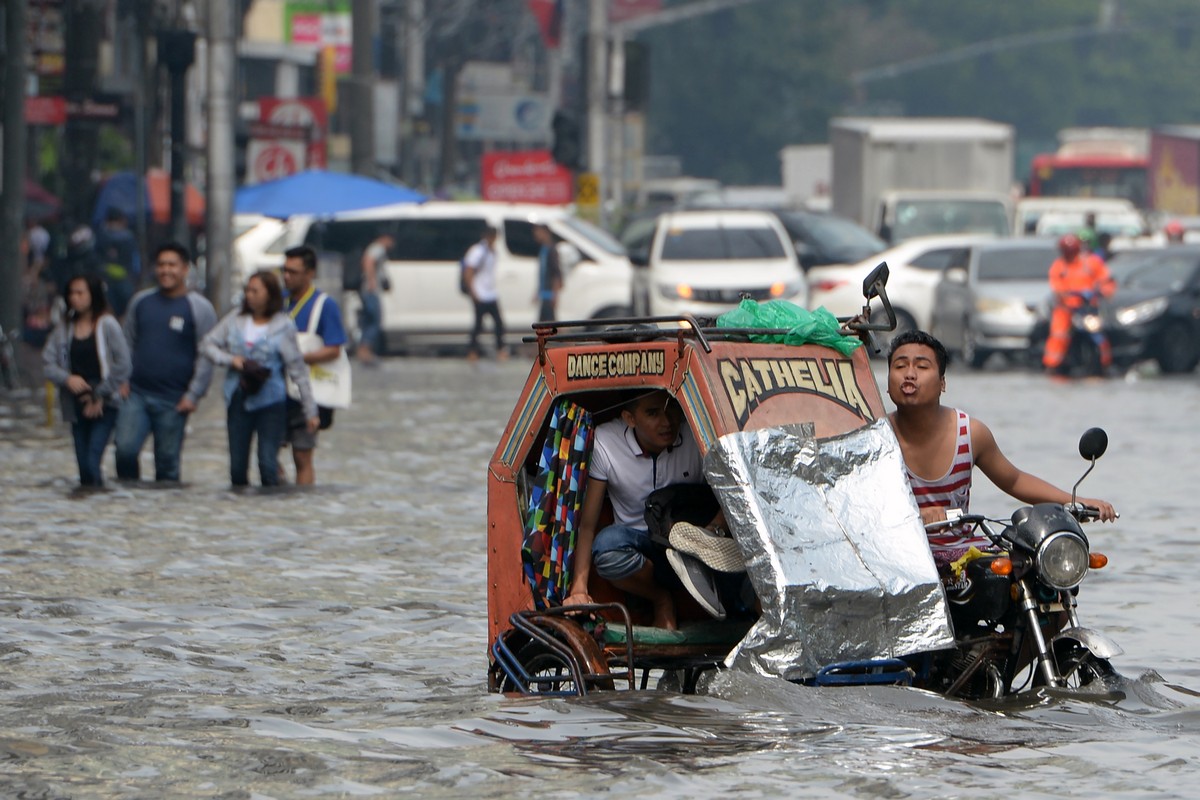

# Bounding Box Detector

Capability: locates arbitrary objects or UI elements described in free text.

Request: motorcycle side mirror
[1078,427,1108,461]
[862,262,890,301]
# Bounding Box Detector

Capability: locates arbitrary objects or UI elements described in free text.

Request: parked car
[630,209,806,318]
[807,234,995,353]
[930,238,1059,368]
[1100,246,1200,373]
[235,202,634,352]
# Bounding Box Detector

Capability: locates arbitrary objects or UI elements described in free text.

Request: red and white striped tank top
[907,409,987,551]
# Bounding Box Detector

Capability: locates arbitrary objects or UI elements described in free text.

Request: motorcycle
[915,427,1121,699]
[1031,291,1109,377]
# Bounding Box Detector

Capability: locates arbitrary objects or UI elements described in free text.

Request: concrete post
[205,1,236,313]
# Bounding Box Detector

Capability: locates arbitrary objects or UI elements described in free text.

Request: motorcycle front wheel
[1052,640,1116,690]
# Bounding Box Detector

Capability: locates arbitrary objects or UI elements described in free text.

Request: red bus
[1028,152,1148,207]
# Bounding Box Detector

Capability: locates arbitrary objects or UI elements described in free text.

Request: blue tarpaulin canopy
[233,169,425,219]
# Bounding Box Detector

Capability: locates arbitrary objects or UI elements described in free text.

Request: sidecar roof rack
[521,261,897,360]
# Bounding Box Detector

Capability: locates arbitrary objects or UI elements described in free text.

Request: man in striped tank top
[885,331,1116,569]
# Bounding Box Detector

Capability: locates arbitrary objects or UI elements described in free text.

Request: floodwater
[1,355,1199,798]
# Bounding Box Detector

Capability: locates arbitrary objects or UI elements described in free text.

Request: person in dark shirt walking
[114,242,217,483]
[533,223,562,323]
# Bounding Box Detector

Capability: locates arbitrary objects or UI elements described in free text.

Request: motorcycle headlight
[1081,314,1104,334]
[1115,297,1168,326]
[1037,531,1090,590]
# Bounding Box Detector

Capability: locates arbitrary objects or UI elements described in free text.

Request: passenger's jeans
[114,390,189,482]
[226,389,287,487]
[592,523,672,583]
[468,299,505,356]
[358,290,382,354]
[71,406,118,487]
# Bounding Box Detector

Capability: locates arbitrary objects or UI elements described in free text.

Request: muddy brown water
[1,357,1199,798]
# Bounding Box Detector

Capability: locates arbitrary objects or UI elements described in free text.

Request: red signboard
[25,95,66,126]
[481,150,574,205]
[258,97,328,170]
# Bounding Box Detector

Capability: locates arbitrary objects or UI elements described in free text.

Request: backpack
[459,256,472,295]
[644,483,720,547]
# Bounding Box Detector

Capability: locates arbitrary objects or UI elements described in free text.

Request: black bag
[644,483,720,546]
[458,256,472,296]
[238,359,270,396]
[318,407,334,430]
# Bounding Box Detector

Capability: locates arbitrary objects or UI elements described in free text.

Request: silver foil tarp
[704,417,954,681]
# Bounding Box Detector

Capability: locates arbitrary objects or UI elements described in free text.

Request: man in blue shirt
[533,223,562,323]
[282,245,348,485]
[115,242,216,482]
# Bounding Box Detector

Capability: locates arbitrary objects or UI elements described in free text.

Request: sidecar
[487,273,955,696]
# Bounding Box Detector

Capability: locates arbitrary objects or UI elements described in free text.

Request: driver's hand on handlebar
[920,506,948,526]
[1078,496,1118,522]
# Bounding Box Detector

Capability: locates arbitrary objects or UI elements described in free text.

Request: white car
[633,209,807,318]
[806,234,996,349]
[1013,196,1136,236]
[1034,208,1146,238]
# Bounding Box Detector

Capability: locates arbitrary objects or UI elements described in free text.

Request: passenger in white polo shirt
[564,390,724,630]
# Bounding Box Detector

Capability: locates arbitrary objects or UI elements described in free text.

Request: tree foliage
[642,0,1200,183]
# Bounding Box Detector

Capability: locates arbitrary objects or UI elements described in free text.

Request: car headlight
[1114,297,1168,326]
[1037,531,1090,590]
[658,283,693,300]
[770,280,805,299]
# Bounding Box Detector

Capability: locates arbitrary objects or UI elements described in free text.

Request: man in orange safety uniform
[1042,234,1116,372]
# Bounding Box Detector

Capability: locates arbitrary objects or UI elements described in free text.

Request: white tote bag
[286,294,352,409]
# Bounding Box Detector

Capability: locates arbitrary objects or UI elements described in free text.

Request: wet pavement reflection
[1,355,1199,798]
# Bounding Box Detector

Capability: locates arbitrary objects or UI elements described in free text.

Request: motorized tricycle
[486,266,1119,700]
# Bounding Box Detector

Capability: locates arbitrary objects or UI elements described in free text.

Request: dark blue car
[1103,246,1200,373]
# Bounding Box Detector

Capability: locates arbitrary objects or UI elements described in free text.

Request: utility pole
[159,28,196,246]
[587,0,607,225]
[1,0,28,338]
[205,1,235,313]
[350,0,376,176]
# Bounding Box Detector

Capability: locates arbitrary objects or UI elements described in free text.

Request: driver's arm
[972,418,1116,520]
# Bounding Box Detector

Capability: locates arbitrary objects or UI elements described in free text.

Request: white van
[231,202,634,352]
[633,209,807,318]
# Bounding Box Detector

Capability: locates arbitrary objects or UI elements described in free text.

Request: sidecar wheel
[496,622,614,696]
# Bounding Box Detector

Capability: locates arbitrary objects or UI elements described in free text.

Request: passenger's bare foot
[652,593,677,630]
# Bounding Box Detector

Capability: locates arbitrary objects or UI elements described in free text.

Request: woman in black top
[42,274,130,487]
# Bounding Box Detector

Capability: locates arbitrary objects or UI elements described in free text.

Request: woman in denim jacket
[201,270,318,487]
[42,273,131,487]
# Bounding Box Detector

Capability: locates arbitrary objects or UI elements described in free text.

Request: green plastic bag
[716,299,861,356]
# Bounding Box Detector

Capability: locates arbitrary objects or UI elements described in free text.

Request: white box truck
[831,117,1015,243]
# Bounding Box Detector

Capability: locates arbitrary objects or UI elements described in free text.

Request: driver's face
[887,343,944,407]
[622,392,684,455]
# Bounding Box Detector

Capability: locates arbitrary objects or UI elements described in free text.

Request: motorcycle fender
[1053,625,1124,659]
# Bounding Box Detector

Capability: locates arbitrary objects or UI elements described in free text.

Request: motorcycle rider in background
[1042,233,1116,373]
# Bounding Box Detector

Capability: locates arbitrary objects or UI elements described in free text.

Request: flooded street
[2,355,1200,798]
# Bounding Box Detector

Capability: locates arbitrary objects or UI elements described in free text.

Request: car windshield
[893,200,1010,240]
[1108,251,1199,291]
[660,227,787,260]
[558,216,626,256]
[776,211,884,262]
[976,247,1057,281]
